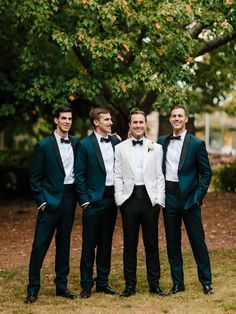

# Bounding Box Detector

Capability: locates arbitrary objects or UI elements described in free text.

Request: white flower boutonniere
[148,141,155,152]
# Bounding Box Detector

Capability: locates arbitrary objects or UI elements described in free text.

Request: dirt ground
[0,192,235,270]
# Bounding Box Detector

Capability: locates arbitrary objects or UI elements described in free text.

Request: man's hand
[112,132,122,141]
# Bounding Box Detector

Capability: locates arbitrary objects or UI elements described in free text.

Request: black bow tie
[132,139,143,146]
[100,137,110,143]
[170,135,181,141]
[61,138,70,144]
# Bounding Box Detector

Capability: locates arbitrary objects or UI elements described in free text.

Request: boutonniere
[148,141,155,152]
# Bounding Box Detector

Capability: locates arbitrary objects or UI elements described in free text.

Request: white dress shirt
[131,137,145,185]
[166,130,187,182]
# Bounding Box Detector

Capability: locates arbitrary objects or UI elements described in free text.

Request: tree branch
[187,22,206,39]
[73,47,92,73]
[196,31,236,56]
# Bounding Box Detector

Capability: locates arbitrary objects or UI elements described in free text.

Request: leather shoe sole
[203,285,214,295]
[96,286,117,295]
[80,287,92,299]
[149,286,167,296]
[169,284,185,295]
[24,294,38,304]
[56,289,77,299]
[120,288,136,297]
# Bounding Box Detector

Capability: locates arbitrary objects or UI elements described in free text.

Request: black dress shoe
[80,286,92,299]
[24,294,38,304]
[120,286,136,297]
[203,285,214,295]
[149,285,167,296]
[170,284,185,295]
[96,285,117,295]
[56,289,77,299]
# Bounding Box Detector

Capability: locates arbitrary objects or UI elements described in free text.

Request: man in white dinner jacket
[114,109,166,297]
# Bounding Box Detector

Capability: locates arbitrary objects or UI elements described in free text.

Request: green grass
[0,249,236,314]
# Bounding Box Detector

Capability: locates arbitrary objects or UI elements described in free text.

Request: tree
[1,0,236,138]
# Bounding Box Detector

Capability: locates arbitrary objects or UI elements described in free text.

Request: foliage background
[1,0,236,138]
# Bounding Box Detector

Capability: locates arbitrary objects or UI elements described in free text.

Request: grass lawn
[0,248,235,314]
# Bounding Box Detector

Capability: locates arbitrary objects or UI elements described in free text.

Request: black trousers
[164,181,212,286]
[120,186,161,289]
[27,185,76,295]
[80,187,117,288]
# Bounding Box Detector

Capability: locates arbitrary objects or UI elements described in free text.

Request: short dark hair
[53,106,72,119]
[170,104,188,116]
[89,107,110,126]
[128,109,147,123]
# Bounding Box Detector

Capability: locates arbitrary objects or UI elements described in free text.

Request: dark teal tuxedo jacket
[75,132,120,206]
[30,134,79,210]
[158,133,212,210]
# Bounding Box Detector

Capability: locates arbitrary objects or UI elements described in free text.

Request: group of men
[25,105,214,304]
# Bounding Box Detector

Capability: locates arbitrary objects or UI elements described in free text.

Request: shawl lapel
[50,134,65,174]
[178,132,191,171]
[124,139,136,175]
[162,135,171,175]
[69,135,77,154]
[143,139,150,171]
[109,135,116,151]
[90,132,106,174]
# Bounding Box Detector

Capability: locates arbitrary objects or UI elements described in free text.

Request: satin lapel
[69,135,76,155]
[178,133,191,171]
[125,139,135,174]
[51,134,65,174]
[90,132,106,173]
[143,140,149,170]
[109,135,115,151]
[162,135,171,175]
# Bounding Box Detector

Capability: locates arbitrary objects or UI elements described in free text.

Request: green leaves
[1,0,236,130]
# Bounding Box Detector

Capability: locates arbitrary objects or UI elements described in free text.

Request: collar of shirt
[54,131,70,144]
[130,136,145,145]
[95,131,110,143]
[171,130,187,141]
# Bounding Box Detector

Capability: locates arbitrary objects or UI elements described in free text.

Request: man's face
[94,113,113,136]
[54,112,72,135]
[169,108,188,134]
[129,113,147,140]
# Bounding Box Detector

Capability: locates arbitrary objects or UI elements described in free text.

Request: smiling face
[129,113,147,140]
[54,112,72,137]
[94,113,113,136]
[169,107,188,135]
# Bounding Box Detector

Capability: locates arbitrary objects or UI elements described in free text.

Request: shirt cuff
[38,202,46,210]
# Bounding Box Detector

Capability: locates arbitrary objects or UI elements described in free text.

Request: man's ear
[54,117,58,125]
[93,119,99,127]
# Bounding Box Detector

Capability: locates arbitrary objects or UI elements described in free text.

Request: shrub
[211,160,236,192]
[0,150,33,198]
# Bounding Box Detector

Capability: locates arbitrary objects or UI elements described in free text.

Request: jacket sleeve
[196,141,212,202]
[30,143,46,207]
[155,145,165,207]
[74,141,90,206]
[114,144,124,206]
